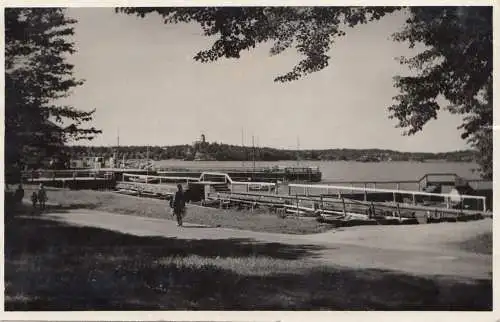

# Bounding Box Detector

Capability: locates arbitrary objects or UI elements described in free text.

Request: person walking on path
[37,183,48,212]
[170,184,186,227]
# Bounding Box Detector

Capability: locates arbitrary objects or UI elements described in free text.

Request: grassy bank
[5,206,492,310]
[455,232,493,255]
[21,185,332,234]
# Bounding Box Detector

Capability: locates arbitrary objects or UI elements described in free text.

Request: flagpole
[146,145,150,176]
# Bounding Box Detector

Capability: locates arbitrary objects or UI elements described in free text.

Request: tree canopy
[5,8,100,175]
[390,7,492,178]
[117,6,493,179]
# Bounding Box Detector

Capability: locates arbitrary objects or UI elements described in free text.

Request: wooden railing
[288,183,487,212]
[207,191,491,218]
[321,172,492,191]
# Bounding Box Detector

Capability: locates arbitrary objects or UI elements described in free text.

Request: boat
[248,183,276,192]
[128,175,159,184]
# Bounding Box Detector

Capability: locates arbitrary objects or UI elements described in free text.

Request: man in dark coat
[37,183,47,211]
[170,184,186,226]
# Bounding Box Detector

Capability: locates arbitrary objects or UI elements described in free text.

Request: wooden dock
[21,169,492,224]
[205,190,490,226]
[157,166,322,182]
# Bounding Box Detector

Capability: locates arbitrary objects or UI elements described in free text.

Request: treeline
[65,144,477,162]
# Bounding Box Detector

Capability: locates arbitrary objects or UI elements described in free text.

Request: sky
[62,7,470,152]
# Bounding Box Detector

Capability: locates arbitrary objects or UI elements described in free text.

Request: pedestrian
[31,192,38,214]
[170,184,186,227]
[37,183,47,212]
[14,184,24,205]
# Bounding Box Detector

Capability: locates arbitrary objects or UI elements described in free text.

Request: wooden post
[296,194,299,215]
[320,195,324,214]
[397,203,401,220]
[446,197,450,209]
[459,195,463,218]
[412,193,416,205]
[341,197,347,217]
[288,185,291,196]
[393,192,396,204]
[363,183,367,201]
[396,183,400,191]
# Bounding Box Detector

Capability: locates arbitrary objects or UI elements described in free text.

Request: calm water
[154,160,480,182]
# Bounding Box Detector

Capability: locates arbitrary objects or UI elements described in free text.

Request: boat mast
[146,145,150,176]
[241,128,245,168]
[256,136,259,164]
[252,135,256,178]
[116,127,120,169]
[296,136,300,166]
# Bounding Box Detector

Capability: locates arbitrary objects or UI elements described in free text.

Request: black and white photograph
[3,4,494,312]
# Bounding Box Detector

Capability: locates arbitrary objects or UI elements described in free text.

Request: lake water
[154,160,480,182]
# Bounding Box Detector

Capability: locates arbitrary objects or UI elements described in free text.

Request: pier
[21,168,492,222]
[157,166,322,182]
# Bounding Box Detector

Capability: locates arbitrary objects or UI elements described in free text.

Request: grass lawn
[22,185,333,234]
[4,203,492,311]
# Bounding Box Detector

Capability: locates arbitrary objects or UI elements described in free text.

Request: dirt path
[42,208,492,280]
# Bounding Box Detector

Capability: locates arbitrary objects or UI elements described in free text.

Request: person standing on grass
[37,183,47,212]
[171,184,186,227]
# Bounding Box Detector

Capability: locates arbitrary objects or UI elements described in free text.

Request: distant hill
[65,143,476,163]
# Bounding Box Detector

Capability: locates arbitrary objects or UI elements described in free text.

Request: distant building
[191,133,215,161]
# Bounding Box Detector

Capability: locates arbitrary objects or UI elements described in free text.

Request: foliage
[116,6,492,178]
[5,8,100,174]
[390,7,493,178]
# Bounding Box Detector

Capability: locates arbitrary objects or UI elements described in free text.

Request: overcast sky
[62,7,469,152]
